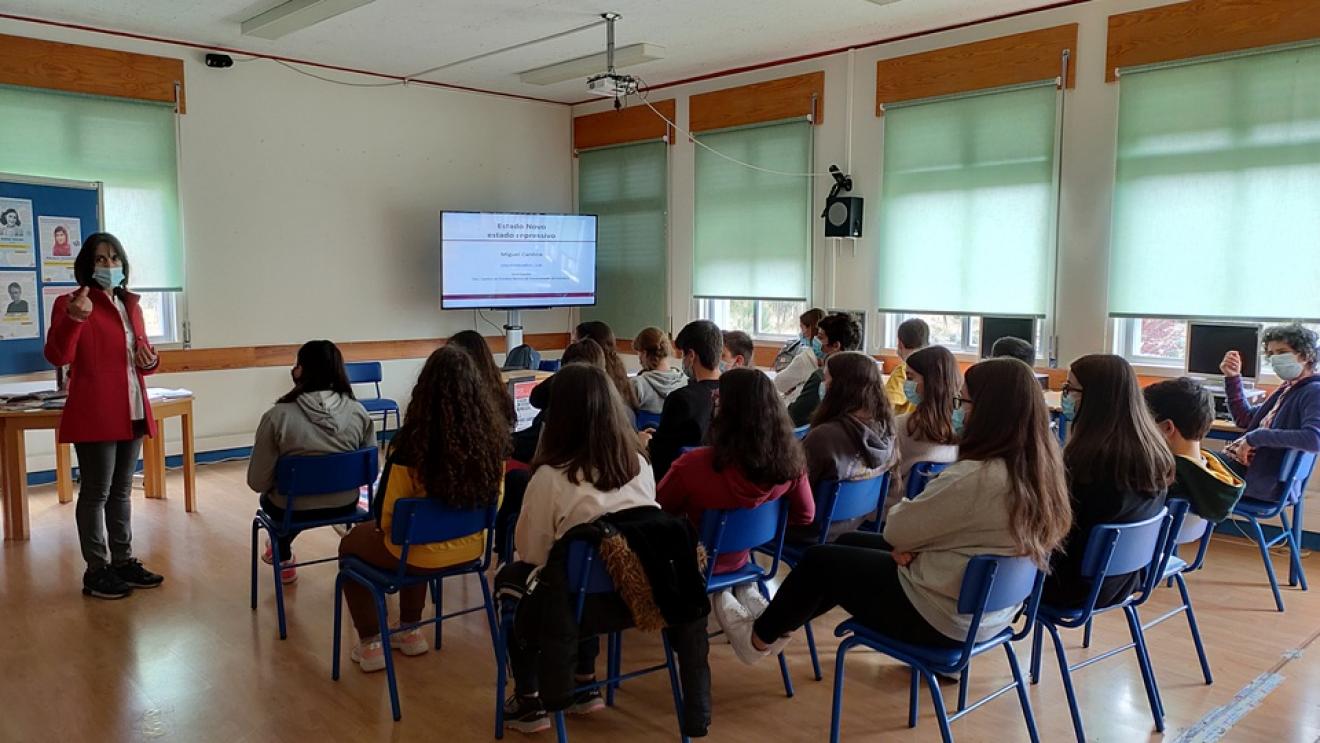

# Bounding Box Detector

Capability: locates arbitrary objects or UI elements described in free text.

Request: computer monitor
[979,316,1037,360]
[1186,322,1260,379]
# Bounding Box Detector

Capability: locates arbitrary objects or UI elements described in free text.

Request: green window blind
[876,84,1059,317]
[1109,46,1320,321]
[0,85,183,291]
[576,140,668,337]
[693,120,812,301]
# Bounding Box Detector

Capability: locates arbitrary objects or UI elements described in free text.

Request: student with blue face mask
[889,345,961,514]
[1220,323,1320,504]
[774,309,826,403]
[44,233,164,600]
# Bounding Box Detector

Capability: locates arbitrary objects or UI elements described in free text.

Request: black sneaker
[568,683,605,715]
[503,694,550,734]
[113,559,164,589]
[83,566,133,599]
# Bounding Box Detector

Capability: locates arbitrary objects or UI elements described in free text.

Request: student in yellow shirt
[885,318,931,415]
[338,345,509,672]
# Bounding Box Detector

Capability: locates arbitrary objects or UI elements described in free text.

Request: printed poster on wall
[42,284,73,337]
[0,197,35,268]
[0,270,39,340]
[39,216,81,283]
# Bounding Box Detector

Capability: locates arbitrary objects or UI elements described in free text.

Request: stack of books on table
[0,389,65,411]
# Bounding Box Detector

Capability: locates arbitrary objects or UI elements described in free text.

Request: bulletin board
[0,172,102,375]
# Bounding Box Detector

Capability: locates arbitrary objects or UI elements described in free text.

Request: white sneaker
[710,589,743,637]
[351,637,386,673]
[392,626,430,656]
[734,582,771,618]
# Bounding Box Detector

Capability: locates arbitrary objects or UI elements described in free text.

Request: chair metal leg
[554,711,568,743]
[1045,622,1085,743]
[661,632,691,743]
[605,633,617,707]
[1005,643,1041,743]
[250,518,260,610]
[1288,501,1307,589]
[1280,509,1308,590]
[1248,517,1286,611]
[479,574,500,658]
[331,572,345,681]
[829,639,854,743]
[956,665,969,712]
[757,580,794,698]
[908,667,919,728]
[495,601,514,740]
[804,621,823,681]
[1124,606,1165,731]
[1029,621,1044,684]
[273,537,288,640]
[1082,617,1093,649]
[922,670,954,743]
[1175,574,1213,685]
[377,591,402,721]
[433,578,444,649]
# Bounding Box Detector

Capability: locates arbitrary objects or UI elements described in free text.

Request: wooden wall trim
[0,33,186,112]
[156,332,570,374]
[875,24,1076,112]
[574,99,675,150]
[1106,0,1320,82]
[689,71,824,133]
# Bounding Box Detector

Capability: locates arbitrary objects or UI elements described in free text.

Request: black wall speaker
[824,196,864,238]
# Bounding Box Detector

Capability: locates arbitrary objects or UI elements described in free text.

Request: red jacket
[45,288,158,443]
[656,446,814,574]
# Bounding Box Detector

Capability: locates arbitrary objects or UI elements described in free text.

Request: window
[695,299,806,340]
[136,291,179,344]
[884,312,1045,358]
[1115,318,1320,370]
[1108,45,1320,322]
[692,119,813,308]
[576,140,668,338]
[876,83,1059,320]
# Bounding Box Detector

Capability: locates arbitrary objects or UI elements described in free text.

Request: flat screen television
[979,316,1037,359]
[1187,321,1261,379]
[440,211,597,310]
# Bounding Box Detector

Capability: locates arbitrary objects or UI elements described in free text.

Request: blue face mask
[951,406,967,437]
[1269,353,1305,381]
[902,379,921,406]
[1061,393,1078,422]
[92,266,124,290]
[811,337,827,361]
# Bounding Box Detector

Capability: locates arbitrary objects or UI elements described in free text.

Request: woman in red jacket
[45,233,163,600]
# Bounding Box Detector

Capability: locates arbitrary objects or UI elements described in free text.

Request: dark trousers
[74,434,144,570]
[753,531,961,648]
[258,493,359,561]
[497,560,602,695]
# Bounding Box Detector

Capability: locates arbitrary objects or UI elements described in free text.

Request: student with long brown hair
[510,338,607,464]
[338,346,508,672]
[631,326,687,414]
[890,345,962,506]
[790,351,898,542]
[722,358,1072,663]
[503,363,658,732]
[447,329,516,426]
[575,320,640,409]
[1044,354,1174,609]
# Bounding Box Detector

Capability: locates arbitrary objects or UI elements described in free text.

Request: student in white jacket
[720,358,1073,663]
[248,340,375,581]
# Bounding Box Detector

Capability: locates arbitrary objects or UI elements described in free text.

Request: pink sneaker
[351,638,386,672]
[261,539,274,565]
[279,557,298,585]
[392,627,430,656]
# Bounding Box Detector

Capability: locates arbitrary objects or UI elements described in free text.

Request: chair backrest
[905,461,950,499]
[815,474,889,542]
[275,447,379,498]
[1278,450,1318,504]
[1164,498,1212,574]
[564,540,617,623]
[635,411,662,431]
[943,555,1044,668]
[699,498,789,582]
[793,425,810,440]
[345,361,383,386]
[389,497,497,575]
[1075,508,1171,612]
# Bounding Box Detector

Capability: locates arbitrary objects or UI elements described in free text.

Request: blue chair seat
[838,620,1015,672]
[360,397,400,413]
[1160,555,1188,580]
[341,555,484,591]
[1231,496,1283,517]
[255,507,371,534]
[705,562,767,593]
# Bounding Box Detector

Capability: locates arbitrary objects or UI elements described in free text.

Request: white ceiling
[1,0,1064,102]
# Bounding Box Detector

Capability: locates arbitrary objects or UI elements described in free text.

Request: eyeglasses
[1060,382,1083,397]
[953,395,973,408]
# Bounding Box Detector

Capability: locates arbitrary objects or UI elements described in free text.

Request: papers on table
[147,388,193,400]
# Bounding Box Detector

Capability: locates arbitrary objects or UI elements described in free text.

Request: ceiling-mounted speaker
[824,196,863,238]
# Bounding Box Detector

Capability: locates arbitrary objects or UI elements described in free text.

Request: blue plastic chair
[250,447,379,640]
[345,361,401,434]
[494,541,689,742]
[793,424,810,440]
[636,410,662,431]
[905,461,951,500]
[830,555,1045,743]
[538,359,562,373]
[700,498,796,697]
[752,474,891,681]
[332,495,498,721]
[1029,509,1172,742]
[1231,449,1315,611]
[1130,498,1215,685]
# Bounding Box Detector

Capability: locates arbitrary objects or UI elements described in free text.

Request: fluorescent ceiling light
[519,43,665,86]
[241,0,376,40]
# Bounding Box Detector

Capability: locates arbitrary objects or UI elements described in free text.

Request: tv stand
[503,309,524,350]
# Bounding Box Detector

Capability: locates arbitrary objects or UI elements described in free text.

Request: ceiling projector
[586,72,639,98]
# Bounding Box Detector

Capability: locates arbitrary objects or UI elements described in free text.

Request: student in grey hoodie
[791,351,898,543]
[631,326,689,414]
[248,340,376,580]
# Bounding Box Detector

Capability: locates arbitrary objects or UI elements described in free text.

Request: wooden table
[0,395,196,541]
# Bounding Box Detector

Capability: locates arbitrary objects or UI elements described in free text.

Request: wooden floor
[2,461,1319,743]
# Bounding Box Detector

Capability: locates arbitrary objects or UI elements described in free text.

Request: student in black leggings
[719,358,1075,662]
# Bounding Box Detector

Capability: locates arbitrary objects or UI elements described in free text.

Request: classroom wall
[2,17,574,469]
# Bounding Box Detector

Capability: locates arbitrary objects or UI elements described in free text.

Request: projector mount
[586,13,640,109]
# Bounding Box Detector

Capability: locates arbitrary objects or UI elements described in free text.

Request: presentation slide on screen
[441,212,597,309]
